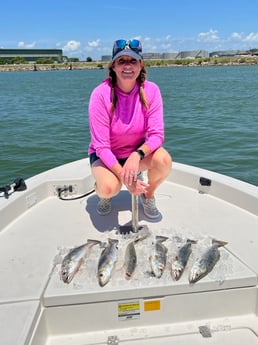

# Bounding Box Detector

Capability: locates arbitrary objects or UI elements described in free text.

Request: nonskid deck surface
[0,160,258,345]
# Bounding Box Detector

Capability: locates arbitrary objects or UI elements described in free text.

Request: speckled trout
[188,239,228,284]
[171,239,197,281]
[150,235,168,278]
[124,232,150,279]
[98,238,119,287]
[61,239,100,284]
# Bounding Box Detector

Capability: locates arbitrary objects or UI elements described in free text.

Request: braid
[108,65,117,112]
[108,61,148,112]
[138,65,148,110]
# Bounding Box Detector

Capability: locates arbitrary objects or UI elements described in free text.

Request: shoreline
[1,56,258,72]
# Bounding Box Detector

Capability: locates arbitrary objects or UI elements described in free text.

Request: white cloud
[63,40,81,52]
[88,39,101,48]
[197,29,219,42]
[231,32,258,43]
[161,43,172,50]
[231,32,243,40]
[18,41,36,48]
[85,39,101,52]
[142,36,174,52]
[244,32,258,42]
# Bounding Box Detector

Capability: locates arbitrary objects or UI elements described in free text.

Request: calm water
[0,65,258,186]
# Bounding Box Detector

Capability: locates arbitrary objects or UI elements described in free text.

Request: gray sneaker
[97,198,111,215]
[140,194,161,219]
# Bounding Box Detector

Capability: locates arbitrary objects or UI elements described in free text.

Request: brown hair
[108,61,148,113]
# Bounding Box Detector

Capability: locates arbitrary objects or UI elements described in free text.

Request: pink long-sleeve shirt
[88,79,164,169]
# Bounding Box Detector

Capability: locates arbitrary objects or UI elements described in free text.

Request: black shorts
[89,152,128,167]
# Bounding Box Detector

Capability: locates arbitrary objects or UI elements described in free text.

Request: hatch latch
[107,335,119,344]
[199,325,212,337]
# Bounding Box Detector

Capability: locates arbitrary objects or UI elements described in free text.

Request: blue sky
[1,0,258,60]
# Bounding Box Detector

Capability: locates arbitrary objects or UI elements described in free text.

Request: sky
[1,0,258,60]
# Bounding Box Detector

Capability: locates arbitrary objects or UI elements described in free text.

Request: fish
[188,239,228,284]
[124,232,150,279]
[98,238,119,287]
[149,235,168,278]
[171,239,197,281]
[124,241,137,280]
[61,239,101,284]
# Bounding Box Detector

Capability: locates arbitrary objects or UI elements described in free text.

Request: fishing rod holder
[131,194,139,232]
[0,178,27,199]
[120,194,148,234]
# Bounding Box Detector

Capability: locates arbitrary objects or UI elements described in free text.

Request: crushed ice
[52,226,234,289]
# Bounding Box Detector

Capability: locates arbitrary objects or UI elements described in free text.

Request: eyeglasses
[112,39,142,57]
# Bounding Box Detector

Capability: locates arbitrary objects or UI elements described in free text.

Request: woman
[88,39,172,218]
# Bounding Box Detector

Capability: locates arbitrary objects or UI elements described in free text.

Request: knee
[155,148,172,170]
[96,180,122,198]
[163,151,172,169]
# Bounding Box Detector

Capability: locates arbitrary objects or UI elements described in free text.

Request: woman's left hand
[125,179,149,195]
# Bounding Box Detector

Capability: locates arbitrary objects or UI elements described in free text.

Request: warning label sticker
[144,299,160,312]
[118,301,140,321]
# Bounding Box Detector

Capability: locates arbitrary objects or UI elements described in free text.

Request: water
[0,66,258,186]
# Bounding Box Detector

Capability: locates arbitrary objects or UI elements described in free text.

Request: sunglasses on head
[113,39,142,55]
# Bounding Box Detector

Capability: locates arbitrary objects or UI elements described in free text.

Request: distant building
[0,49,63,63]
[101,48,258,62]
[162,52,180,59]
[210,50,247,57]
[178,50,209,59]
[101,50,209,61]
[142,53,162,60]
[101,55,112,62]
[247,49,258,56]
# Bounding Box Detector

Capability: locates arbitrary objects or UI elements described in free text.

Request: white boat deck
[0,158,257,345]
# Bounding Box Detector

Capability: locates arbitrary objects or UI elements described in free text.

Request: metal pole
[131,195,139,232]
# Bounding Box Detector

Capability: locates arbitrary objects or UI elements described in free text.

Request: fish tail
[186,239,198,244]
[87,239,102,246]
[134,232,150,244]
[108,238,119,244]
[156,235,169,243]
[212,238,228,247]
